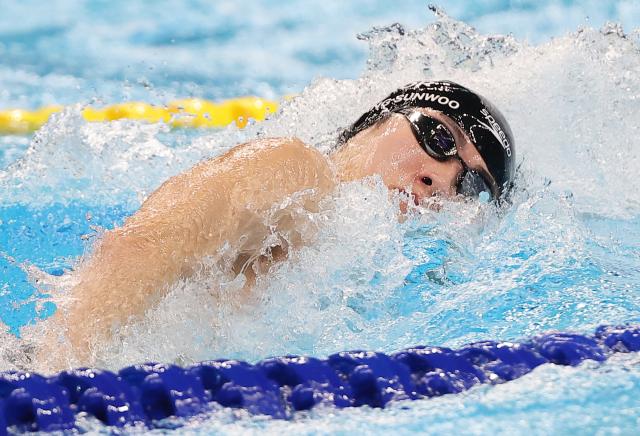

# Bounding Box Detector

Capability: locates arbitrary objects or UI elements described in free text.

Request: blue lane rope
[1,325,639,432]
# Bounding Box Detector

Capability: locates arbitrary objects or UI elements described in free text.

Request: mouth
[395,187,446,213]
[397,188,420,206]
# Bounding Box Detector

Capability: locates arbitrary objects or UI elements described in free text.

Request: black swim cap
[339,81,516,199]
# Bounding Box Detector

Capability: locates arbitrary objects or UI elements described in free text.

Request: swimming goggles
[398,108,497,200]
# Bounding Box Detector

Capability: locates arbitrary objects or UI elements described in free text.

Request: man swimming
[40,80,516,370]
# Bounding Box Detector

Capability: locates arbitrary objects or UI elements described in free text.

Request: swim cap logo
[479,108,511,157]
[376,92,460,111]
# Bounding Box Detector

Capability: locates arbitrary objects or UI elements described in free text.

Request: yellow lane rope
[0,97,279,135]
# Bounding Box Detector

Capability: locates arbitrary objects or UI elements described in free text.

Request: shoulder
[230,137,332,175]
[232,137,336,194]
[228,137,324,162]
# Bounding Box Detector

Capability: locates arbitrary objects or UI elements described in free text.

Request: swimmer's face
[359,109,495,208]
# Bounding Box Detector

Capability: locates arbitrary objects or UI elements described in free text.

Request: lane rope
[0,97,279,135]
[1,324,638,432]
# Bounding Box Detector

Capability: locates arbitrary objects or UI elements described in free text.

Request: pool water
[1,1,640,434]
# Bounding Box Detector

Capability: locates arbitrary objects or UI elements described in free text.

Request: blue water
[2,0,640,434]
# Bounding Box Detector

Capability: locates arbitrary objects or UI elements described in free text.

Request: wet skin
[38,110,493,371]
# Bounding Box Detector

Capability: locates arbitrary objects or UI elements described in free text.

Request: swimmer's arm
[50,138,335,363]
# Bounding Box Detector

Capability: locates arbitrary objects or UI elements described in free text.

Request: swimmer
[38,80,516,370]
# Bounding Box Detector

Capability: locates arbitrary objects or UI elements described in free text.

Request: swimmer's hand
[40,138,335,370]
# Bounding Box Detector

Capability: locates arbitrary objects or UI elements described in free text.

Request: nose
[412,160,462,201]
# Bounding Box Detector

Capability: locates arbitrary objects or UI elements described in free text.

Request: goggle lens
[401,109,457,160]
[457,169,493,200]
